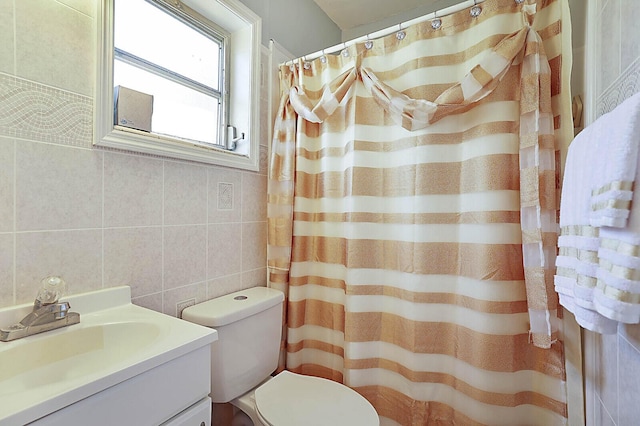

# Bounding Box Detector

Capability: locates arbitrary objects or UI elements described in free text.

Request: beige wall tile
[104,152,163,227]
[241,221,267,271]
[241,172,267,222]
[132,291,163,313]
[0,137,14,232]
[164,161,207,226]
[242,267,267,289]
[16,141,102,231]
[596,0,621,97]
[620,0,640,71]
[15,229,102,304]
[0,2,14,74]
[15,0,93,96]
[164,225,207,290]
[55,0,95,17]
[595,332,619,424]
[207,273,243,299]
[260,95,270,147]
[104,227,163,298]
[618,336,640,425]
[594,397,617,426]
[259,144,269,175]
[0,233,14,307]
[207,223,241,279]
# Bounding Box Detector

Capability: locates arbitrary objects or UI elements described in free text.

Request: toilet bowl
[181,287,379,426]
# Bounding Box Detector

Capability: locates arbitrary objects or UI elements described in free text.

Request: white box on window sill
[114,86,153,132]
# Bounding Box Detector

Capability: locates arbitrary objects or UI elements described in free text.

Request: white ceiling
[313,0,442,31]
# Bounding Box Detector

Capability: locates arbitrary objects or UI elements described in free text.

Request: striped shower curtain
[268,0,573,424]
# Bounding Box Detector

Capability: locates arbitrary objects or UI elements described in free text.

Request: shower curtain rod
[284,0,487,66]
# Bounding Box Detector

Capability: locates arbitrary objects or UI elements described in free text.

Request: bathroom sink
[0,287,217,425]
[0,321,161,396]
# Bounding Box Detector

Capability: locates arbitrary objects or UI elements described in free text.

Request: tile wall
[583,1,640,425]
[0,0,270,316]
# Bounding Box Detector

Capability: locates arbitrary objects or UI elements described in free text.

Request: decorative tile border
[0,72,93,147]
[596,56,640,118]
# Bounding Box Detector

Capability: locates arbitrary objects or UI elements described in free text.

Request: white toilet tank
[181,287,284,403]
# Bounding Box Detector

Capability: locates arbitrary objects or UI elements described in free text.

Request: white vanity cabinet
[30,345,212,426]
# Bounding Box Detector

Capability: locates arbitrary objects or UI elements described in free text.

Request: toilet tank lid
[181,287,284,327]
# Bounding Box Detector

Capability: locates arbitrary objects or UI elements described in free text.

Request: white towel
[555,119,619,333]
[558,293,618,334]
[556,92,640,333]
[593,147,640,324]
[589,92,640,228]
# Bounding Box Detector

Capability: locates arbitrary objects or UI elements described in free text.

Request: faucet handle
[34,276,67,308]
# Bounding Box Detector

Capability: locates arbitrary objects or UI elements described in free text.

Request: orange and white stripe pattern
[268,0,571,424]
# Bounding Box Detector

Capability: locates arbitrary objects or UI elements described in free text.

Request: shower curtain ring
[470,0,482,17]
[303,56,311,70]
[320,49,327,63]
[396,23,406,40]
[341,42,349,57]
[431,10,442,29]
[365,34,373,50]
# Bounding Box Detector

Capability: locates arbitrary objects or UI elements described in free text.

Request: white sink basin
[0,287,217,425]
[0,322,161,396]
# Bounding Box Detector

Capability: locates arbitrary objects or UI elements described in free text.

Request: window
[114,0,226,148]
[95,0,261,170]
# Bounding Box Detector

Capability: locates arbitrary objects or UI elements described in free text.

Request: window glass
[114,0,221,90]
[114,60,220,145]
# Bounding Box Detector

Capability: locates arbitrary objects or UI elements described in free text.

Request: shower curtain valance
[288,26,529,130]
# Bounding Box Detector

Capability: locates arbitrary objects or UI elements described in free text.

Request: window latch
[226,125,244,151]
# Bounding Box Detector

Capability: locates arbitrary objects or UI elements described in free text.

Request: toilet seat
[254,371,379,426]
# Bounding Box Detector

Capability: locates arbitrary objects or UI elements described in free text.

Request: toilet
[182,287,379,426]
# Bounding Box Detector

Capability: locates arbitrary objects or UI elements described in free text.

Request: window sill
[97,125,257,169]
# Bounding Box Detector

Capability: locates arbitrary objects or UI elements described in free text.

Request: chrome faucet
[0,277,80,342]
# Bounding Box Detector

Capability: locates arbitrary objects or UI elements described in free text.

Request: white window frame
[95,0,261,171]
